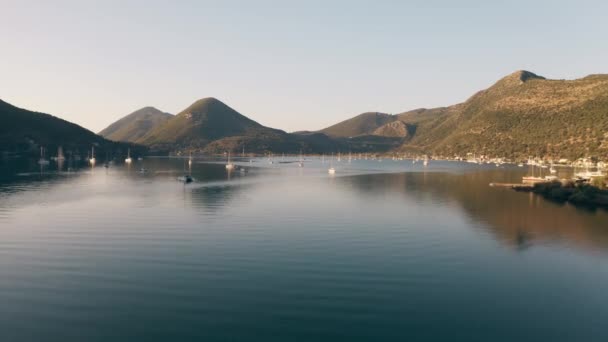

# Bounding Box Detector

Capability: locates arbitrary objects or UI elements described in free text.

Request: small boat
[188,151,192,166]
[56,146,65,161]
[423,158,428,167]
[239,167,247,174]
[549,165,556,174]
[125,148,132,163]
[517,163,524,167]
[575,170,604,180]
[225,152,234,170]
[38,147,50,165]
[138,168,148,173]
[298,150,304,167]
[522,164,546,183]
[328,155,336,174]
[89,146,96,165]
[137,157,143,161]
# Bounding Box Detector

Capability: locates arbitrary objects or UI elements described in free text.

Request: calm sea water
[0,157,607,341]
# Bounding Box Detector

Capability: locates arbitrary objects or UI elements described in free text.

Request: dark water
[1,157,607,341]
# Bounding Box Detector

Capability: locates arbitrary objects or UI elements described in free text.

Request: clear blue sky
[1,0,607,133]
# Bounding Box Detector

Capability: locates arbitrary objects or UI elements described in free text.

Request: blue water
[0,157,607,341]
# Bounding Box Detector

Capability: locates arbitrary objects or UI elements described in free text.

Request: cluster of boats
[522,160,606,184]
[35,145,607,185]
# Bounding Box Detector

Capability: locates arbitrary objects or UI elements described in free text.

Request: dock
[489,182,536,191]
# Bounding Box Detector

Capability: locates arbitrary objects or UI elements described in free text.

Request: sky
[1,0,607,133]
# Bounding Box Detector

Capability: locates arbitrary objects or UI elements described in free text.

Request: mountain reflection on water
[335,171,608,253]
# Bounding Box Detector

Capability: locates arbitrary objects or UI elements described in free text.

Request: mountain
[0,99,142,156]
[320,70,608,159]
[136,97,344,153]
[320,112,396,138]
[317,108,447,152]
[401,70,608,159]
[138,97,285,149]
[99,107,172,143]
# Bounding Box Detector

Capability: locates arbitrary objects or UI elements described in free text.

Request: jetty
[489,182,535,191]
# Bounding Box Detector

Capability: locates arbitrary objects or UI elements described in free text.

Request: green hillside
[139,97,283,148]
[137,97,358,153]
[0,99,143,157]
[402,71,608,160]
[320,112,395,137]
[99,107,172,143]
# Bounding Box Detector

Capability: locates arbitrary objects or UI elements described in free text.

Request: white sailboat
[328,153,336,174]
[56,146,65,161]
[522,164,545,183]
[575,162,604,180]
[298,150,304,167]
[89,146,96,165]
[125,148,132,164]
[188,151,192,167]
[225,151,234,170]
[38,147,50,165]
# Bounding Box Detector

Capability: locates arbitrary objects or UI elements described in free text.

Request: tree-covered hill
[99,107,172,143]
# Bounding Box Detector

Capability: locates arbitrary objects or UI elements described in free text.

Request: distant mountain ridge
[99,107,172,143]
[316,70,608,159]
[7,70,608,159]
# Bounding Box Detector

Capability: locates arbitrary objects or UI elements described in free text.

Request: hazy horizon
[1,0,607,133]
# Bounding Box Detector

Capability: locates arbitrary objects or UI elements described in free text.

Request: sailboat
[298,149,304,167]
[225,151,234,170]
[328,164,336,174]
[549,164,557,174]
[56,146,65,161]
[423,156,429,166]
[38,147,50,165]
[125,148,132,164]
[89,146,96,165]
[522,164,545,183]
[188,151,192,167]
[575,162,604,180]
[328,153,336,174]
